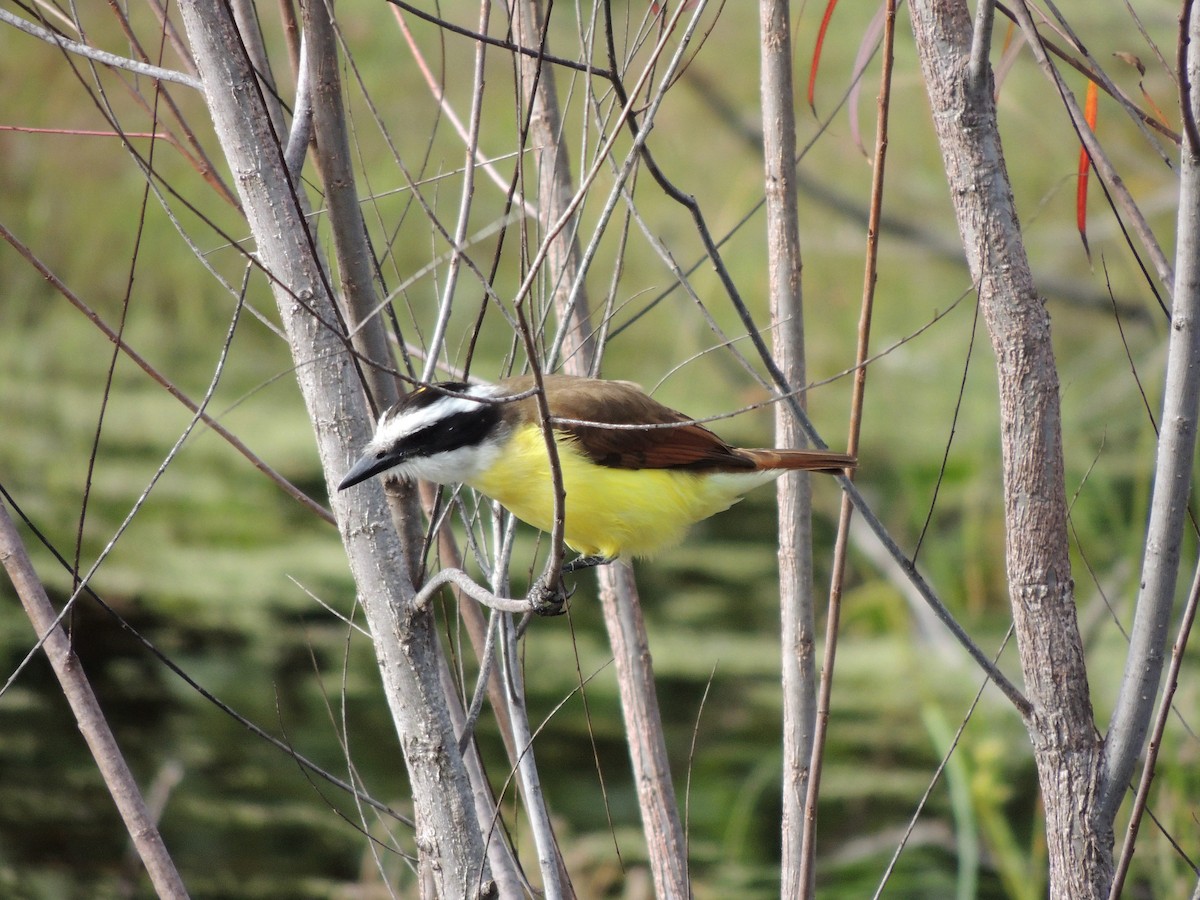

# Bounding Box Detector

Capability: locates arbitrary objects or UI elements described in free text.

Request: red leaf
[1077,78,1099,260]
[808,0,839,116]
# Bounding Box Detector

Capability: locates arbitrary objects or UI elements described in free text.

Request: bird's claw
[529,575,576,616]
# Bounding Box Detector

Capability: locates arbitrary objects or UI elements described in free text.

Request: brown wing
[736,448,856,473]
[502,375,757,471]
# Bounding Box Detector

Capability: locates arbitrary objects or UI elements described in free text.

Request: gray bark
[1100,1,1200,823]
[908,2,1109,896]
[512,1,691,893]
[757,1,816,895]
[0,504,190,898]
[176,2,491,895]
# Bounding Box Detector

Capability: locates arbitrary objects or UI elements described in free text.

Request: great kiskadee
[337,375,854,560]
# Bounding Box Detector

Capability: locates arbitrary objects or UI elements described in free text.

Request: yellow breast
[467,425,779,558]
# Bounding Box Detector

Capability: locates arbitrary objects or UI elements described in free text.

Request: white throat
[369,383,508,485]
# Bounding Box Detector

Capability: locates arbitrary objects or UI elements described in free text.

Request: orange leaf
[1077,78,1099,259]
[808,0,839,116]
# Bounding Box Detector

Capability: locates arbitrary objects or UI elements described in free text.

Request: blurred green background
[1,1,1196,897]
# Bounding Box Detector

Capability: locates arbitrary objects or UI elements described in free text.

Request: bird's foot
[528,575,575,616]
[527,557,611,616]
[562,554,611,575]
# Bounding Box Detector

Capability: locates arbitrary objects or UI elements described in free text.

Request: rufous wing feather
[504,375,856,473]
[734,448,856,473]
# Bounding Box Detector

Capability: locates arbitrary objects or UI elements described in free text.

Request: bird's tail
[738,448,856,474]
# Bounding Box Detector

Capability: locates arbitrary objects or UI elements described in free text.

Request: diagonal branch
[2,7,201,89]
[175,1,493,893]
[0,502,190,898]
[1006,0,1174,295]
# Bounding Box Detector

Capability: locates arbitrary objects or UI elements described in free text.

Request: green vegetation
[1,1,1196,897]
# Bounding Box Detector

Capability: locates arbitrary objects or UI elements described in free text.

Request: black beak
[337,451,405,491]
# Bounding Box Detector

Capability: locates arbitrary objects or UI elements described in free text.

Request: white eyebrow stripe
[366,384,502,454]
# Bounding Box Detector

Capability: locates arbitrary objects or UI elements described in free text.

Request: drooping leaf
[847,2,889,156]
[808,0,840,116]
[1114,50,1172,129]
[1076,78,1099,261]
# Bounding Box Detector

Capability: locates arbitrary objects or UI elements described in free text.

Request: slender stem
[597,564,690,896]
[0,503,190,898]
[1109,559,1200,898]
[283,32,311,177]
[411,567,546,613]
[1006,0,1174,295]
[389,6,539,215]
[968,0,995,86]
[384,0,613,79]
[1099,0,1200,820]
[305,0,396,410]
[1,7,201,89]
[800,3,895,893]
[498,614,563,899]
[510,0,596,369]
[424,0,491,381]
[757,0,815,894]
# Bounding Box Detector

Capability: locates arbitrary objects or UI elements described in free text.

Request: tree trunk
[176,3,491,895]
[908,2,1110,896]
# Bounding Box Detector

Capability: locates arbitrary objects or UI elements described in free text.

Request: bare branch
[0,502,190,899]
[1109,559,1200,898]
[498,614,563,899]
[969,0,995,86]
[597,563,690,892]
[1100,0,1200,822]
[424,0,492,382]
[757,0,817,893]
[176,1,494,892]
[1006,0,1174,295]
[410,567,548,614]
[803,3,897,895]
[1,7,201,90]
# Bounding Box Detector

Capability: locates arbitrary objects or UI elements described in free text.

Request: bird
[338,374,854,563]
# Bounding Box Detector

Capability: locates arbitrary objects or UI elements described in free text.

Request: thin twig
[0,222,335,524]
[411,567,544,614]
[757,0,815,892]
[0,502,191,899]
[1109,559,1200,898]
[1006,0,1174,295]
[969,0,995,86]
[801,3,896,893]
[283,31,311,177]
[458,610,502,754]
[383,0,612,78]
[388,6,538,216]
[423,0,492,381]
[873,628,1017,899]
[1,6,201,89]
[993,1,1180,145]
[498,613,563,899]
[1099,0,1200,820]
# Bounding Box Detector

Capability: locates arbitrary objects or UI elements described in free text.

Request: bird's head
[337,382,508,491]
